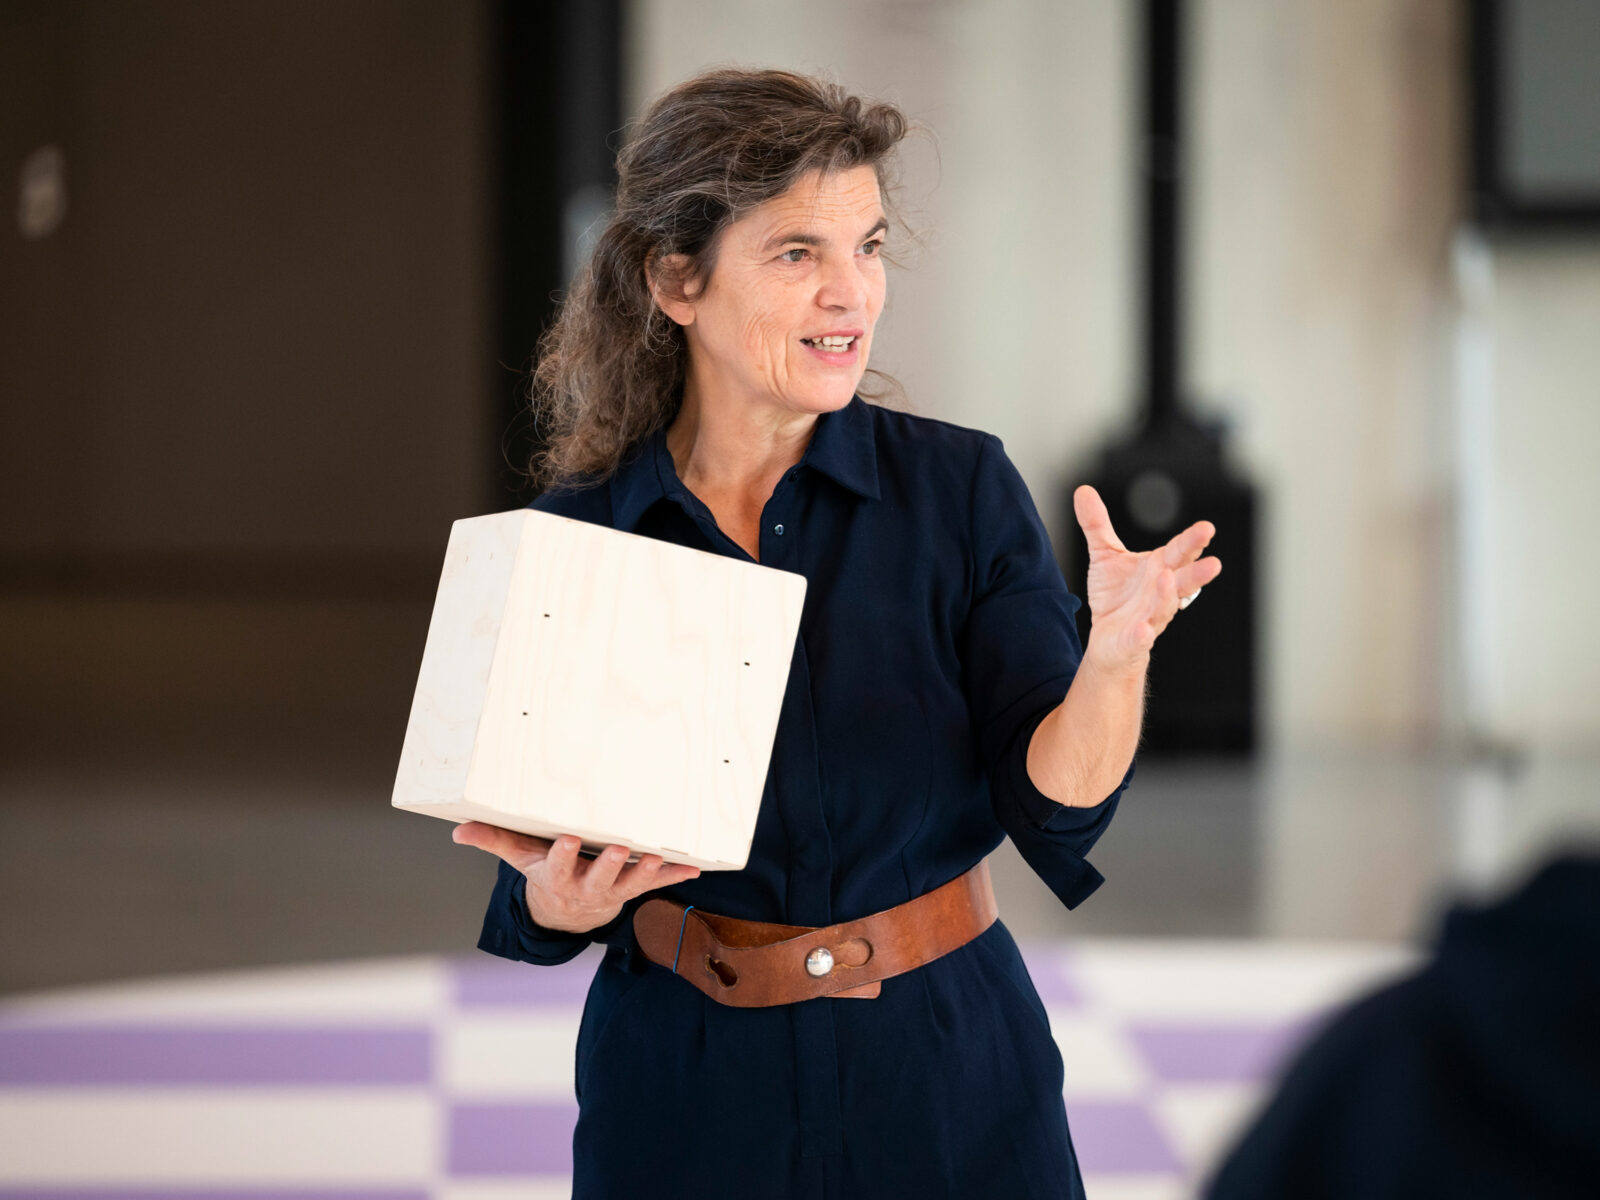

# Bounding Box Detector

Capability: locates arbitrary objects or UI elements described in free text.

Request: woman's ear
[647,253,698,328]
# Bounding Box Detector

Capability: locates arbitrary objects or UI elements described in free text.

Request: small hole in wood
[522,711,528,716]
[705,956,738,988]
[744,661,750,666]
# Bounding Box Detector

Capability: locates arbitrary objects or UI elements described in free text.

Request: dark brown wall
[2,0,492,558]
[1,0,495,769]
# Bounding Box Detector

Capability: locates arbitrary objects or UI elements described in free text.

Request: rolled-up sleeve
[477,858,641,966]
[959,434,1134,910]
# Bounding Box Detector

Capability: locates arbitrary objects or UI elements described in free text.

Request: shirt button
[774,524,785,535]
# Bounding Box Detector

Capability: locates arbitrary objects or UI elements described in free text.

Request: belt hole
[837,937,873,968]
[705,956,738,988]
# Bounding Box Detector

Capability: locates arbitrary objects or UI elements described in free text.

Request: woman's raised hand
[452,822,701,934]
[1071,484,1223,670]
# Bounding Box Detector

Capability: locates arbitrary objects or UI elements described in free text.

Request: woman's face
[667,165,888,420]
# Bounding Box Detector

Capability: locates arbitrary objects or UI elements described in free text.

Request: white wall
[1485,245,1600,749]
[629,0,1600,754]
[1189,0,1463,748]
[1192,0,1600,753]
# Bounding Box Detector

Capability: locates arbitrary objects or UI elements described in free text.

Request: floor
[4,746,1594,996]
[0,936,1416,1199]
[0,749,1594,1197]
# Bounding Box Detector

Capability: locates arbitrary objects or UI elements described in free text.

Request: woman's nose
[816,259,869,311]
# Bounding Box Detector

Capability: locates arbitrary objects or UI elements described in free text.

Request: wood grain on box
[392,510,806,870]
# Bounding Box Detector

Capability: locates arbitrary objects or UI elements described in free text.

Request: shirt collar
[803,394,881,502]
[607,435,670,534]
[607,394,881,533]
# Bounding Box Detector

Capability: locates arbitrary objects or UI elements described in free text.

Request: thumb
[1073,485,1126,554]
[452,821,551,872]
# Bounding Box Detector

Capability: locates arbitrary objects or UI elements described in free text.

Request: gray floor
[5,739,1595,997]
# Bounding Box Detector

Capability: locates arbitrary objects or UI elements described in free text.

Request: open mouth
[801,336,858,352]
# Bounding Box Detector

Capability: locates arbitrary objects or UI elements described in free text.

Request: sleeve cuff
[989,703,1135,912]
[1000,703,1135,834]
[476,859,590,966]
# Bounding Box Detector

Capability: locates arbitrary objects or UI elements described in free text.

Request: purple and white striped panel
[0,940,1411,1198]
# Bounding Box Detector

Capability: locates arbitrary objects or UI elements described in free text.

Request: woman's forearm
[1025,636,1148,808]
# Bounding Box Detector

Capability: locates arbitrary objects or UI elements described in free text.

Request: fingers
[1160,519,1216,569]
[1174,555,1223,598]
[451,821,552,873]
[542,835,584,888]
[538,837,703,895]
[614,853,702,900]
[522,841,704,934]
[1073,486,1127,553]
[456,825,704,915]
[584,846,702,900]
[1156,520,1221,603]
[581,843,631,897]
[1136,548,1220,625]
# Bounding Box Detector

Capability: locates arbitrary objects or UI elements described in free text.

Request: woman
[454,68,1220,1197]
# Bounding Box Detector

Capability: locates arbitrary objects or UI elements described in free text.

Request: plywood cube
[391,508,806,871]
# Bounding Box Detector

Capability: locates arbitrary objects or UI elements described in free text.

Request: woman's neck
[664,383,819,500]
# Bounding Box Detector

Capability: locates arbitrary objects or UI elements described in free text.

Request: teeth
[807,336,856,350]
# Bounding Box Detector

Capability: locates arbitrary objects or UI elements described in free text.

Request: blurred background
[2,0,1597,1195]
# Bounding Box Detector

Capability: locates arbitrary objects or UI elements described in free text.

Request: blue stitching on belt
[671,905,697,975]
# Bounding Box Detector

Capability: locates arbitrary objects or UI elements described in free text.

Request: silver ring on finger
[1178,588,1202,611]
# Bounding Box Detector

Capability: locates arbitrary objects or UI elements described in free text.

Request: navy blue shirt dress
[477,395,1136,1198]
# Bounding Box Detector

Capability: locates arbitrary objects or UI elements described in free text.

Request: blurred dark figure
[1206,853,1600,1200]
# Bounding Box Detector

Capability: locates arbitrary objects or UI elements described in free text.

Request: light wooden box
[391,509,806,870]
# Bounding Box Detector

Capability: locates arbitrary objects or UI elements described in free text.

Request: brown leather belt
[633,860,998,1008]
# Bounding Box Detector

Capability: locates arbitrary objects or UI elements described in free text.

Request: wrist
[1081,633,1151,681]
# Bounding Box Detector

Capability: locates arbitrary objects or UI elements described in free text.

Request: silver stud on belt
[804,946,834,977]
